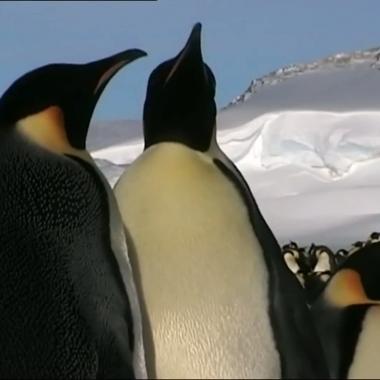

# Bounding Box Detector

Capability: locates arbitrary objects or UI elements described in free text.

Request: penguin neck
[16,105,92,163]
[207,125,237,170]
[208,125,221,155]
[143,119,216,153]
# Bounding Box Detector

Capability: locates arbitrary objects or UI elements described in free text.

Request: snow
[88,47,380,251]
[222,111,380,176]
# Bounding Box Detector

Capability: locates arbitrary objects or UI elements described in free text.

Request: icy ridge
[224,47,380,109]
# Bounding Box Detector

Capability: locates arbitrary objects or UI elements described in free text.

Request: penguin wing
[273,272,330,379]
[66,155,139,379]
[214,158,329,379]
[0,142,101,377]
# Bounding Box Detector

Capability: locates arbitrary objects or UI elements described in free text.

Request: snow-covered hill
[88,47,380,250]
[223,46,380,109]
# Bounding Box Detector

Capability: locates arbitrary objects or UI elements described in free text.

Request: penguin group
[283,232,380,280]
[282,232,380,303]
[1,21,379,379]
[282,242,336,304]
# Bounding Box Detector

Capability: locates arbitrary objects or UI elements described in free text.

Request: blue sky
[1,0,380,121]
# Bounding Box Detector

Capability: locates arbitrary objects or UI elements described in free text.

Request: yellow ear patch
[16,105,91,162]
[325,269,380,308]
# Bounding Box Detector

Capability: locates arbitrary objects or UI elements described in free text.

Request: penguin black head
[369,232,380,242]
[353,241,364,248]
[0,49,146,152]
[337,249,349,257]
[283,241,299,251]
[143,23,216,152]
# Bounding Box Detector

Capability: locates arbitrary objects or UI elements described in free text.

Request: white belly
[348,306,380,379]
[114,143,280,379]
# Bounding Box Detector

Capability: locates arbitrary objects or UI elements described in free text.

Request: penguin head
[283,241,299,251]
[369,232,380,243]
[0,49,146,154]
[337,249,349,257]
[143,23,216,151]
[353,241,365,248]
[320,244,380,309]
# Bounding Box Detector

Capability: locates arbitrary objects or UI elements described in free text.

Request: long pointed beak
[165,23,203,84]
[92,48,147,94]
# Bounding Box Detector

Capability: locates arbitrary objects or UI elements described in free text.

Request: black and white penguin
[367,231,380,245]
[311,241,380,378]
[335,248,349,267]
[114,23,328,379]
[282,241,300,251]
[282,243,307,288]
[310,245,336,282]
[347,240,365,257]
[0,49,147,378]
[304,244,336,305]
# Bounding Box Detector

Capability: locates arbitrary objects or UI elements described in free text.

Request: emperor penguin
[335,249,349,267]
[367,231,380,245]
[0,49,147,378]
[310,245,336,282]
[347,240,365,257]
[282,245,306,288]
[311,241,380,378]
[114,23,328,379]
[304,245,336,305]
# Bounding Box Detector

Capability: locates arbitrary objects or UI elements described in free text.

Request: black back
[0,132,135,378]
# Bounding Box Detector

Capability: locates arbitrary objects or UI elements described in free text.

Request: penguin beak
[165,22,205,84]
[93,48,147,94]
